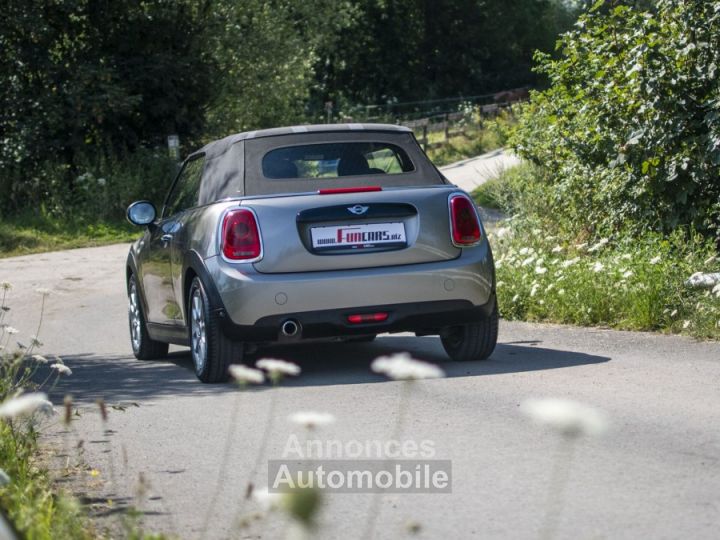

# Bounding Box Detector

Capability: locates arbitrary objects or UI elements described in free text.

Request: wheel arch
[182,251,227,321]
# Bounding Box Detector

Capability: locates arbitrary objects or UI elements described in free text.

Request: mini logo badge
[348,205,369,215]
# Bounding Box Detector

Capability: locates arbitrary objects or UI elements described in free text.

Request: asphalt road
[440,149,521,192]
[0,152,718,539]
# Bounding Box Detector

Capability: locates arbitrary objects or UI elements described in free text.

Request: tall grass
[475,164,720,338]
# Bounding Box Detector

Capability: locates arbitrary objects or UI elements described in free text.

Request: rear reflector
[222,209,262,260]
[347,312,389,324]
[319,186,382,195]
[449,194,481,246]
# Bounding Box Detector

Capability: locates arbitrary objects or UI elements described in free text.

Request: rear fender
[181,251,228,323]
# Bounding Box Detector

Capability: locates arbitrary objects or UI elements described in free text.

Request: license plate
[311,222,406,251]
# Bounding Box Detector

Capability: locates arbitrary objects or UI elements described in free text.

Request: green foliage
[0,423,94,540]
[428,117,511,166]
[314,0,579,108]
[203,0,355,135]
[0,0,579,223]
[491,224,720,337]
[0,214,136,258]
[511,0,720,238]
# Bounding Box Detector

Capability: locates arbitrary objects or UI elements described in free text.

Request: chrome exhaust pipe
[281,319,301,338]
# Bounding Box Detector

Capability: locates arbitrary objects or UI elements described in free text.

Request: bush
[511,0,720,239]
[489,223,720,337]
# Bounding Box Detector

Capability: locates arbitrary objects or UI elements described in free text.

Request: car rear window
[262,142,415,179]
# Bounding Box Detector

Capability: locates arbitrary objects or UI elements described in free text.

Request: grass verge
[474,165,720,338]
[0,213,135,258]
[426,113,513,166]
[0,421,95,539]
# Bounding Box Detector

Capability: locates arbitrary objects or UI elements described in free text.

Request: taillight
[222,209,262,260]
[449,194,481,246]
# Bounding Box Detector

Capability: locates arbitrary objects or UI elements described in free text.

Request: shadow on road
[46,335,609,403]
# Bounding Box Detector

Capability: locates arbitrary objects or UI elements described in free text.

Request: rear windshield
[262,142,415,179]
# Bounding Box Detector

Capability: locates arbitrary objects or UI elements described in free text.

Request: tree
[512,0,720,237]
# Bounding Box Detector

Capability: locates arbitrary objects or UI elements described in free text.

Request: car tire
[189,277,243,383]
[441,303,498,362]
[128,274,169,360]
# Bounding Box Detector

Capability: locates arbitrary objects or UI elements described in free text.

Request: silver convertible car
[126,124,498,382]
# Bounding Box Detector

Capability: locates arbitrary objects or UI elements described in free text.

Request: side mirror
[127,201,157,226]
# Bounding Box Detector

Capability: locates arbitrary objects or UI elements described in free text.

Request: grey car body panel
[128,124,495,342]
[246,187,461,273]
[206,239,494,326]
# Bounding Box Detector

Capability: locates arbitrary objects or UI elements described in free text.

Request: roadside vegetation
[0,0,579,256]
[0,287,93,538]
[426,111,514,166]
[475,0,720,338]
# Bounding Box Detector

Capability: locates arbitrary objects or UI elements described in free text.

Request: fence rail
[401,101,518,151]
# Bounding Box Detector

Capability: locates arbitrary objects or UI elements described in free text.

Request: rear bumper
[205,240,495,340]
[219,296,496,342]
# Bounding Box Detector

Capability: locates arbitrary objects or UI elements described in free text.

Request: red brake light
[449,195,481,246]
[319,186,382,195]
[222,209,262,260]
[347,312,389,324]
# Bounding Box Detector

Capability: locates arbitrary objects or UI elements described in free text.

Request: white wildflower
[35,288,51,296]
[622,270,633,279]
[558,289,565,295]
[0,392,54,419]
[649,256,662,265]
[4,326,19,335]
[256,358,301,377]
[621,253,632,260]
[535,266,548,275]
[575,242,588,250]
[496,281,505,287]
[682,320,691,329]
[371,352,444,380]
[0,468,9,486]
[670,309,678,317]
[97,177,107,187]
[521,256,536,267]
[512,294,520,303]
[288,411,336,430]
[32,354,48,364]
[561,258,580,269]
[520,398,608,437]
[588,238,609,253]
[530,283,540,297]
[713,283,720,298]
[228,365,265,385]
[592,262,605,273]
[551,245,563,253]
[518,247,531,255]
[0,282,11,290]
[51,364,72,376]
[496,227,509,238]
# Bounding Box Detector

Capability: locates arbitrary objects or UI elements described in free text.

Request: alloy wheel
[190,288,207,373]
[128,280,142,353]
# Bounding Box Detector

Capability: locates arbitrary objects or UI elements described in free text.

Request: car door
[141,155,204,325]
